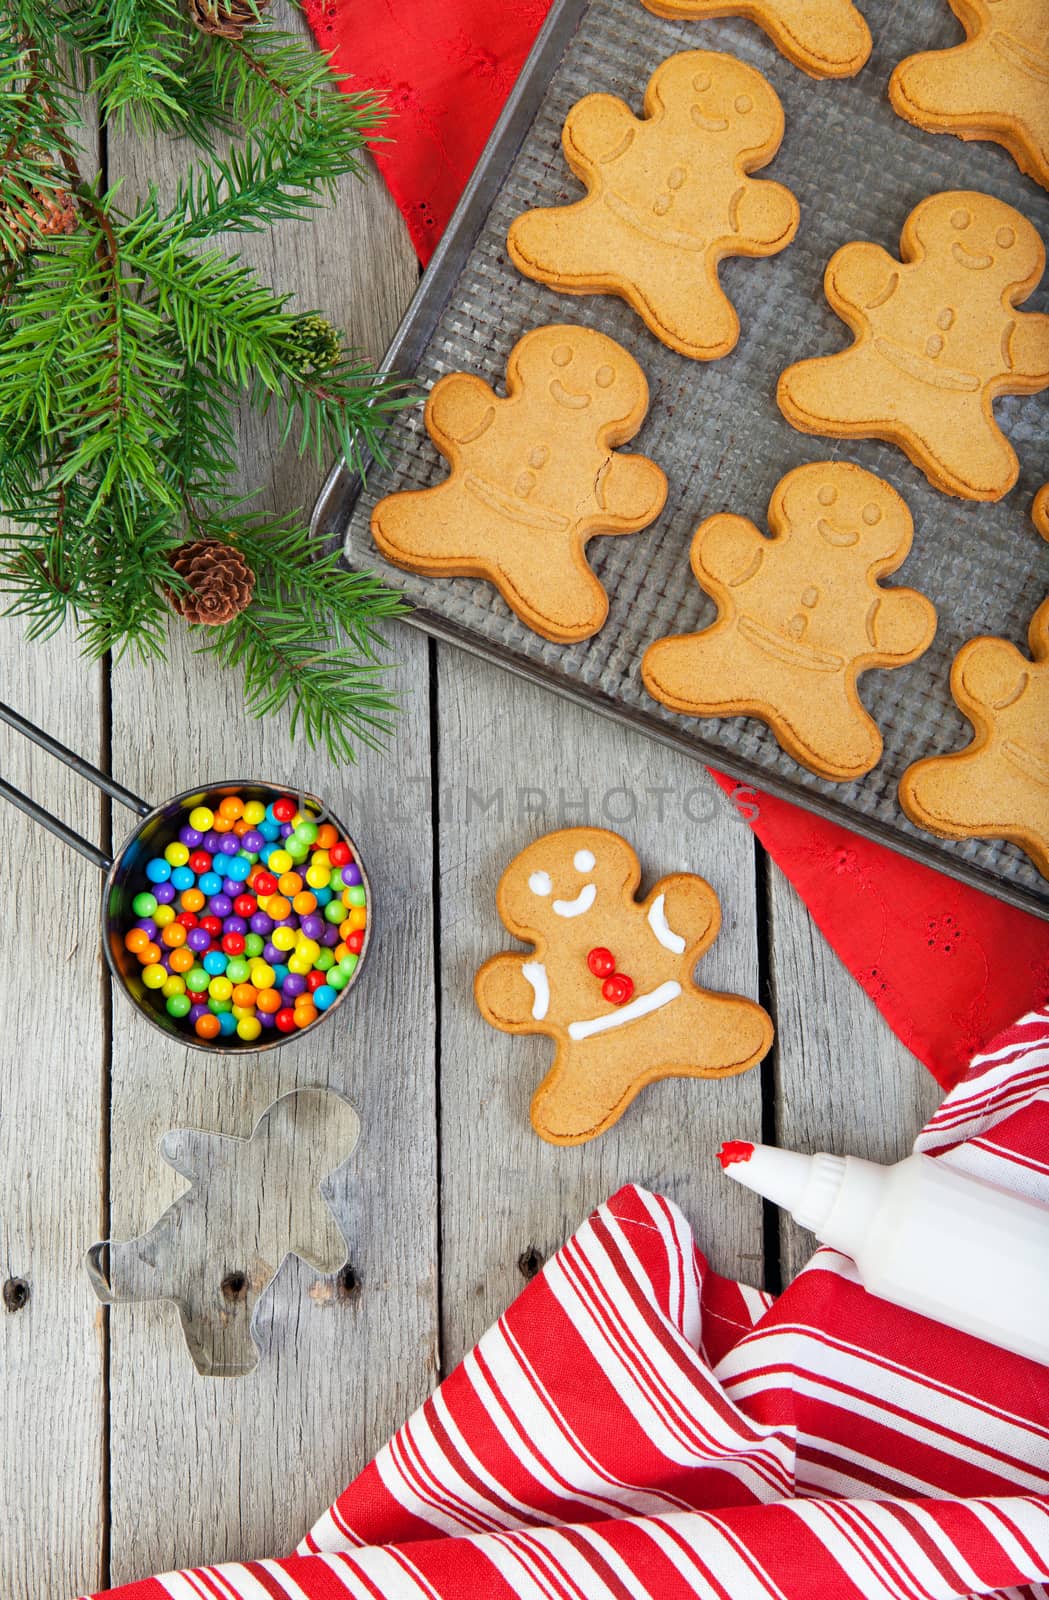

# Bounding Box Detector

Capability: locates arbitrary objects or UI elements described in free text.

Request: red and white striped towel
[87,1007,1049,1600]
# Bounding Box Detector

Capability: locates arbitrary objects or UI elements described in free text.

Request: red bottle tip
[717,1140,755,1170]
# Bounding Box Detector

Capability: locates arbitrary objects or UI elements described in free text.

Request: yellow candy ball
[311,850,331,871]
[208,976,233,1002]
[188,805,214,832]
[305,863,330,889]
[250,961,276,990]
[288,953,312,976]
[153,904,175,928]
[268,849,293,874]
[162,975,186,998]
[164,840,190,867]
[272,926,296,953]
[142,963,167,990]
[256,894,271,911]
[231,1004,254,1020]
[237,1016,263,1042]
[242,801,266,826]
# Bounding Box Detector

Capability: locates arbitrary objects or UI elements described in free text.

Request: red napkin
[85,1005,1049,1599]
[302,0,1049,1087]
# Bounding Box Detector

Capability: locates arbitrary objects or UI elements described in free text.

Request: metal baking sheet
[313,0,1049,917]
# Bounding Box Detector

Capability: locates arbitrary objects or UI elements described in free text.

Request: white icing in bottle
[647,892,686,954]
[521,961,550,1021]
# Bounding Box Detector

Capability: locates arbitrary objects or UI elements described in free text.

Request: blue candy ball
[203,950,228,976]
[225,854,251,882]
[170,865,195,892]
[145,857,171,884]
[217,1011,238,1037]
[198,871,223,896]
[313,984,337,1011]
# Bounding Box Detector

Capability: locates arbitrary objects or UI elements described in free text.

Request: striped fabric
[88,1007,1049,1600]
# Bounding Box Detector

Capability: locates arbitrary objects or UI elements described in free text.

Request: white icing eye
[528,870,552,896]
[551,343,572,368]
[573,849,596,872]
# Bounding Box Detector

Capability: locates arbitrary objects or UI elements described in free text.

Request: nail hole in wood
[517,1246,543,1281]
[337,1262,359,1296]
[3,1277,29,1313]
[221,1271,248,1300]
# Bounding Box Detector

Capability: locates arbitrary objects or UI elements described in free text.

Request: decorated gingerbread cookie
[899,593,1049,880]
[475,828,773,1145]
[777,191,1049,501]
[642,463,937,781]
[1035,483,1049,540]
[639,0,872,79]
[507,51,799,361]
[370,325,667,643]
[890,0,1049,192]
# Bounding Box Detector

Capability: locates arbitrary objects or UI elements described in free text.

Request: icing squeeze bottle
[718,1141,1049,1365]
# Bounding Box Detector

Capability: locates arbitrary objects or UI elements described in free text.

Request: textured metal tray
[313,0,1049,918]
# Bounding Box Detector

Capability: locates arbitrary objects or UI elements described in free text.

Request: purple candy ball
[187,927,211,953]
[250,912,273,936]
[344,864,362,887]
[263,941,281,965]
[189,1003,209,1024]
[300,914,324,941]
[222,878,242,897]
[136,918,158,941]
[258,1010,276,1030]
[280,822,294,838]
[223,915,247,936]
[219,834,240,856]
[273,915,296,930]
[282,973,307,998]
[321,924,340,948]
[241,830,265,853]
[203,831,222,853]
[179,824,204,848]
[209,894,233,918]
[151,881,175,905]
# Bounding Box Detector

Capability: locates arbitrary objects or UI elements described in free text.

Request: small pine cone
[281,313,342,378]
[187,0,269,38]
[167,539,255,626]
[1,180,78,256]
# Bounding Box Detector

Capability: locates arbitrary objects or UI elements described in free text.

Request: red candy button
[587,947,616,978]
[602,973,634,1006]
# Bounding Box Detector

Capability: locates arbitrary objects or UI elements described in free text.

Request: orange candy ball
[125,928,150,955]
[162,922,187,948]
[315,823,337,849]
[218,796,244,821]
[194,1013,222,1040]
[138,941,162,966]
[169,947,195,973]
[231,983,257,1008]
[212,813,233,833]
[293,1001,318,1027]
[292,891,317,916]
[180,887,205,913]
[267,895,291,921]
[278,872,303,897]
[256,988,281,1014]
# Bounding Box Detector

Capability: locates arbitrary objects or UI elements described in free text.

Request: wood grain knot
[220,1271,248,1300]
[517,1246,544,1281]
[2,1277,29,1313]
[336,1262,360,1297]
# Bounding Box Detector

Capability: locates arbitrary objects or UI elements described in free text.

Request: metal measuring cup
[0,701,372,1052]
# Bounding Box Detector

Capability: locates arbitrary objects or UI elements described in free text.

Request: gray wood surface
[0,16,939,1596]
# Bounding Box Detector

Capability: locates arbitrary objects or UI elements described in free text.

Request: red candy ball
[200,915,222,936]
[602,973,634,1006]
[254,870,278,897]
[306,970,326,991]
[273,798,296,822]
[188,851,212,875]
[346,929,365,954]
[233,894,256,918]
[329,841,351,867]
[587,947,616,978]
[275,1007,298,1032]
[222,932,245,956]
[176,911,199,928]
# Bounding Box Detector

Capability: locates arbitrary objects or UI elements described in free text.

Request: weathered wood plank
[768,861,943,1284]
[104,39,428,1580]
[436,652,766,1373]
[0,620,107,1599]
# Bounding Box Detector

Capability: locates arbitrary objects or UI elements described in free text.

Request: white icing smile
[647,893,686,954]
[553,883,596,918]
[522,961,549,1020]
[568,980,682,1041]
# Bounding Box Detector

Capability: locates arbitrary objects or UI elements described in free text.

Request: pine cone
[167,539,255,626]
[0,168,78,256]
[187,0,269,39]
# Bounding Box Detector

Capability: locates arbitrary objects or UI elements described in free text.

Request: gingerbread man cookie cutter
[370,324,667,643]
[475,827,773,1145]
[507,51,799,361]
[777,190,1049,501]
[639,0,873,80]
[643,463,937,781]
[86,1087,361,1376]
[890,0,1049,193]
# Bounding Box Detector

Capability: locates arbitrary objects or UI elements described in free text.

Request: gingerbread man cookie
[640,0,872,79]
[890,0,1049,192]
[1035,483,1049,540]
[642,463,937,781]
[370,325,667,643]
[507,51,799,361]
[778,191,1049,501]
[899,594,1049,879]
[475,828,773,1145]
